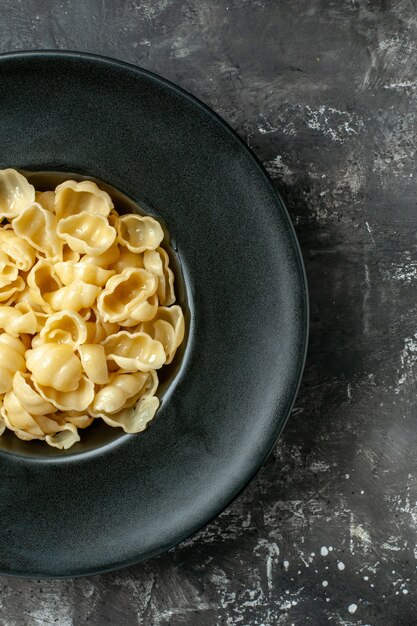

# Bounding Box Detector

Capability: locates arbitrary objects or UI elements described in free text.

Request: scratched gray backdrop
[0,1,416,625]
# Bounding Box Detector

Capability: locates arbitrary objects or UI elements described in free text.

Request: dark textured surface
[0,0,416,624]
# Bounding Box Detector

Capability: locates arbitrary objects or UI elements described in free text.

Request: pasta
[0,170,185,449]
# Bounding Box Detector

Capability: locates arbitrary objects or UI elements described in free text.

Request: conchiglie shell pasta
[90,371,150,415]
[39,311,88,346]
[12,202,62,260]
[81,244,120,269]
[0,333,26,394]
[77,344,109,384]
[0,169,35,219]
[1,390,45,437]
[46,281,101,313]
[99,396,160,434]
[143,247,175,306]
[0,229,36,271]
[27,259,63,312]
[103,330,166,372]
[117,214,164,253]
[26,343,82,392]
[0,305,37,336]
[111,247,144,273]
[13,371,56,415]
[0,251,19,288]
[0,275,25,304]
[45,423,81,449]
[61,411,94,429]
[97,267,157,323]
[55,180,113,220]
[54,261,115,287]
[35,190,55,212]
[139,305,185,364]
[34,375,95,412]
[57,212,117,256]
[122,293,159,326]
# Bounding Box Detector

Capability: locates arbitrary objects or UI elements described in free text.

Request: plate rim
[0,49,309,578]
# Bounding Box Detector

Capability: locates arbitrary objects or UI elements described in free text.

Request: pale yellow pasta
[12,202,62,259]
[39,311,88,346]
[97,267,157,323]
[26,343,82,392]
[0,229,36,271]
[34,375,95,412]
[139,305,185,364]
[77,344,109,384]
[0,169,35,218]
[143,247,175,306]
[103,330,166,372]
[57,212,117,256]
[54,261,115,287]
[46,281,101,312]
[55,180,113,220]
[0,304,37,336]
[0,333,26,394]
[0,170,185,449]
[117,214,164,253]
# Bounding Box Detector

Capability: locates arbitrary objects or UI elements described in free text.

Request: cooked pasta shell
[139,305,185,364]
[35,190,55,212]
[121,293,159,326]
[0,275,25,304]
[46,281,101,313]
[85,308,120,344]
[111,247,144,273]
[12,202,62,259]
[12,371,56,415]
[1,390,45,437]
[61,245,81,262]
[26,343,82,392]
[143,247,175,306]
[61,411,94,429]
[57,212,117,256]
[55,180,113,220]
[0,251,19,288]
[39,311,88,346]
[45,423,80,449]
[0,333,26,394]
[103,330,166,372]
[97,267,157,323]
[90,371,150,415]
[81,244,120,268]
[77,344,109,384]
[0,169,35,219]
[0,229,36,271]
[117,214,164,253]
[0,304,37,336]
[27,259,63,312]
[34,375,95,412]
[54,261,115,287]
[99,395,160,434]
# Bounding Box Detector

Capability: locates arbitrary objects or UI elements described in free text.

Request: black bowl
[0,51,308,577]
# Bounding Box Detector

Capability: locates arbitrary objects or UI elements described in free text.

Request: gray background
[0,1,416,624]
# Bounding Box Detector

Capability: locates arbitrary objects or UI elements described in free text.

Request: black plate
[0,51,308,578]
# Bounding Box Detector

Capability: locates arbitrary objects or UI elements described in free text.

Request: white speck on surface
[360,490,364,495]
[345,473,350,479]
[320,547,329,556]
[348,603,358,614]
[364,576,369,581]
[365,221,376,247]
[403,589,408,594]
[311,552,315,557]
[338,561,345,571]
[283,560,289,571]
[328,546,333,552]
[322,580,328,587]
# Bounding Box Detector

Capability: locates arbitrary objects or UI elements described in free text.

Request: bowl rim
[0,49,309,578]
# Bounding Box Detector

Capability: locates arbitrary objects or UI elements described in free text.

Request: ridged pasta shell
[55,180,113,220]
[143,247,175,306]
[12,202,62,259]
[46,281,101,313]
[90,371,150,415]
[0,169,35,219]
[12,371,56,415]
[0,275,25,304]
[139,305,185,364]
[35,190,55,212]
[99,396,160,434]
[0,251,19,288]
[77,343,109,384]
[81,244,120,268]
[34,375,95,412]
[45,423,80,449]
[97,267,157,323]
[27,259,63,312]
[117,214,164,253]
[39,310,88,346]
[54,261,115,287]
[26,343,82,392]
[0,333,26,394]
[0,229,36,271]
[111,247,144,273]
[0,304,37,336]
[57,212,117,256]
[103,330,166,372]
